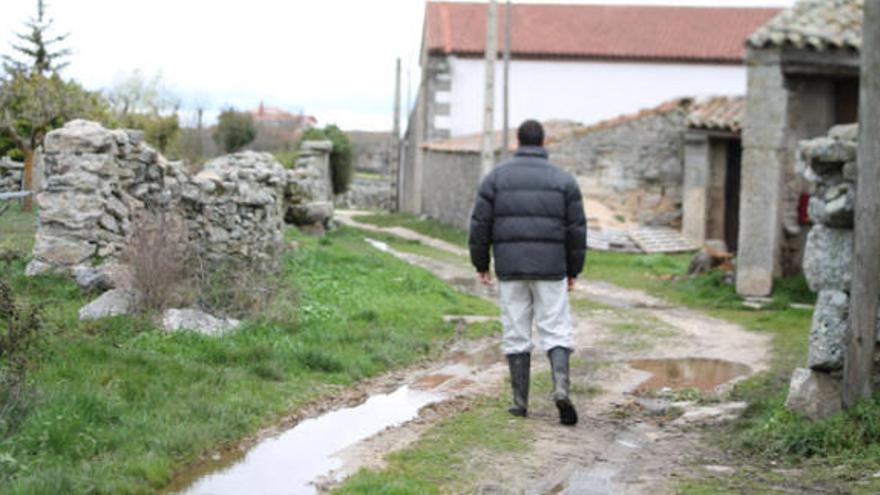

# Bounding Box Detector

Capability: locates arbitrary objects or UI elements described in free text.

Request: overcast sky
[0,0,795,131]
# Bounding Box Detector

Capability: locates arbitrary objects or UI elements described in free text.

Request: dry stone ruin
[786,123,865,420]
[25,120,333,333]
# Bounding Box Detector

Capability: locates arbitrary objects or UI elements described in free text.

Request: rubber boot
[548,346,578,426]
[506,352,530,417]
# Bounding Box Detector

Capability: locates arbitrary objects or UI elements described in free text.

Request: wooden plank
[0,191,32,201]
[843,1,880,409]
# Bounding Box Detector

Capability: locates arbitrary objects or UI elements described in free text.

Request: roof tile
[425,2,780,63]
[747,0,863,51]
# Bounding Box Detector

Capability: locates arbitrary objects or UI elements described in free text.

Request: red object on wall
[799,193,812,225]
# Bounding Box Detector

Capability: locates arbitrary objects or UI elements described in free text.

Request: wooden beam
[843,0,880,409]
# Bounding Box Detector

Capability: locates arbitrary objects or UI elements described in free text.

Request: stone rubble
[78,288,137,321]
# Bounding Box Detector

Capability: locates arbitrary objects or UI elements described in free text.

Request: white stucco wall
[440,56,747,137]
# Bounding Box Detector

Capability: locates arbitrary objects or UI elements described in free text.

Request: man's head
[517,120,545,147]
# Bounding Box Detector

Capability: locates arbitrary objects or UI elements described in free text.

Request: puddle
[560,466,618,495]
[170,386,444,495]
[365,238,391,253]
[628,358,751,393]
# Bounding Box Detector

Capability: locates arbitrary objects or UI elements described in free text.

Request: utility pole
[391,58,402,212]
[843,0,880,409]
[502,0,512,160]
[480,0,499,177]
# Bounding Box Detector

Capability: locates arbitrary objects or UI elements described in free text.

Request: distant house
[402,1,780,213]
[248,103,316,151]
[735,0,861,297]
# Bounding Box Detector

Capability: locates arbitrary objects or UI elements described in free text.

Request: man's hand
[567,277,576,292]
[479,272,492,286]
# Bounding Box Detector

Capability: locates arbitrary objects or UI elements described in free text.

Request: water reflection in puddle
[174,386,444,495]
[628,358,751,393]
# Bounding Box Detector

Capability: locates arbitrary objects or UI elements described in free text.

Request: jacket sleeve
[564,177,587,278]
[469,172,495,273]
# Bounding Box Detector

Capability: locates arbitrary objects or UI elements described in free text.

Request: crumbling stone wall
[26,120,332,279]
[786,123,863,420]
[548,108,688,226]
[0,158,23,192]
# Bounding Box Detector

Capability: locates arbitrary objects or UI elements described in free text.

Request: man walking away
[468,120,587,426]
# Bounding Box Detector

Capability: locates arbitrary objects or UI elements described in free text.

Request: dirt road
[171,213,772,494]
[323,212,772,494]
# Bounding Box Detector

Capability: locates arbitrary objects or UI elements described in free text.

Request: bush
[0,279,41,437]
[213,108,256,153]
[123,210,192,313]
[301,124,353,195]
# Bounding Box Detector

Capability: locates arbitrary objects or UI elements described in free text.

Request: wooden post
[391,58,402,212]
[480,0,498,177]
[501,0,512,160]
[21,147,34,212]
[843,0,880,409]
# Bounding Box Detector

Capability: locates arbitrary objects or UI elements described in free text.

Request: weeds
[123,210,191,313]
[0,279,41,437]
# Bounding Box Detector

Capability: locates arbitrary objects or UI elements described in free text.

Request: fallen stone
[672,402,747,426]
[161,308,240,337]
[785,368,842,421]
[79,289,136,321]
[808,291,849,371]
[73,262,132,292]
[803,225,852,292]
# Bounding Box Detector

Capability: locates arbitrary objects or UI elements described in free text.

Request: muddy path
[168,212,772,494]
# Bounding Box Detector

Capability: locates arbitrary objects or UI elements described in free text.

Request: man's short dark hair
[517,120,544,146]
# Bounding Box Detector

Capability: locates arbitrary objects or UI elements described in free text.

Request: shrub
[301,124,353,195]
[123,210,192,313]
[190,256,286,320]
[0,279,41,437]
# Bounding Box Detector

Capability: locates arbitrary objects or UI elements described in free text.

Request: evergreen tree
[3,0,71,76]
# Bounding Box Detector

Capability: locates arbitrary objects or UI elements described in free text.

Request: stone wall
[347,131,395,175]
[334,176,394,211]
[0,158,22,192]
[785,123,861,420]
[547,108,688,227]
[421,149,482,230]
[27,120,332,279]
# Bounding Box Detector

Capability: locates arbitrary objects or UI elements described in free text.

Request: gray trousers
[499,279,574,355]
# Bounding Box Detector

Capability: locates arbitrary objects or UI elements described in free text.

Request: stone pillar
[736,49,790,297]
[682,133,711,246]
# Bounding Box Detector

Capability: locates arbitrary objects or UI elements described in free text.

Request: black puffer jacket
[469,146,587,281]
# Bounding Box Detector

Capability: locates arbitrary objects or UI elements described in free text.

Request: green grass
[353,228,468,266]
[352,213,468,249]
[0,204,37,254]
[0,220,497,493]
[335,396,532,494]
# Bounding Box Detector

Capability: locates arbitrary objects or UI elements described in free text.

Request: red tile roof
[688,96,745,133]
[424,2,781,64]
